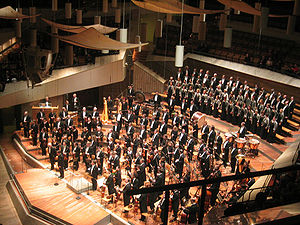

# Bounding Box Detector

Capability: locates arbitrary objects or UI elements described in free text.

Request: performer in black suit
[48,142,57,170]
[106,171,116,203]
[39,127,48,156]
[138,181,149,221]
[238,122,247,138]
[58,151,64,179]
[170,189,180,222]
[30,120,38,146]
[89,160,98,191]
[122,178,132,212]
[183,198,199,224]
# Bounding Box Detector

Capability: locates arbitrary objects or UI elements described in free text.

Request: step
[287,119,299,129]
[292,114,300,123]
[275,133,285,144]
[294,108,300,116]
[282,126,292,136]
[295,103,300,109]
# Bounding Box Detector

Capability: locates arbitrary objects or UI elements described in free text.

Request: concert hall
[1,0,300,225]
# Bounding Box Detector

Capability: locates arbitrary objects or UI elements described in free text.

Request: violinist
[48,142,57,170]
[88,160,98,191]
[105,170,116,204]
[183,197,199,224]
[39,127,48,156]
[96,147,105,175]
[31,120,38,146]
[57,150,64,179]
[170,189,180,222]
[122,178,132,213]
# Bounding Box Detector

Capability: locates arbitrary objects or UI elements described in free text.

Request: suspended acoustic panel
[175,45,184,67]
[219,13,227,31]
[65,45,73,66]
[53,27,148,51]
[131,0,226,14]
[217,0,288,17]
[0,6,39,19]
[30,29,37,47]
[42,18,117,34]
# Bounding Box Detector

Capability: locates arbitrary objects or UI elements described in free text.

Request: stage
[2,112,300,225]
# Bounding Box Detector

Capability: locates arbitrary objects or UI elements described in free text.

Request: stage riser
[13,136,45,170]
[6,181,49,225]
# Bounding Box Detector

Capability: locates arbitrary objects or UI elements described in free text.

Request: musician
[30,120,38,146]
[159,120,168,137]
[238,122,247,138]
[132,103,140,124]
[181,115,189,134]
[48,142,57,170]
[230,144,239,173]
[105,171,116,203]
[48,108,56,131]
[81,127,91,144]
[208,126,216,148]
[183,197,199,224]
[39,127,48,156]
[137,158,147,188]
[178,129,187,147]
[175,149,184,178]
[215,132,223,160]
[37,109,45,126]
[201,122,209,144]
[223,138,231,166]
[181,98,188,115]
[152,129,160,148]
[168,95,176,114]
[210,166,222,206]
[107,96,114,119]
[59,107,68,121]
[127,85,135,108]
[127,122,135,140]
[80,107,89,128]
[89,160,98,191]
[72,93,80,111]
[153,91,162,109]
[95,147,104,175]
[140,114,148,129]
[116,111,123,132]
[122,178,132,213]
[58,150,64,179]
[138,181,149,222]
[65,114,73,128]
[170,189,180,222]
[288,96,295,119]
[61,140,70,169]
[55,117,64,131]
[187,137,195,161]
[267,116,278,143]
[139,125,147,140]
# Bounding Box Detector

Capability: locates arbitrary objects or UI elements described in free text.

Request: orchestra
[19,67,296,224]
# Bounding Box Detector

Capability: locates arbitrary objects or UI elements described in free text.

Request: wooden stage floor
[14,168,110,225]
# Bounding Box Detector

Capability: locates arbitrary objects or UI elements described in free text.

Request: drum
[249,139,260,156]
[225,133,233,143]
[191,112,206,129]
[235,138,247,149]
[249,139,260,150]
